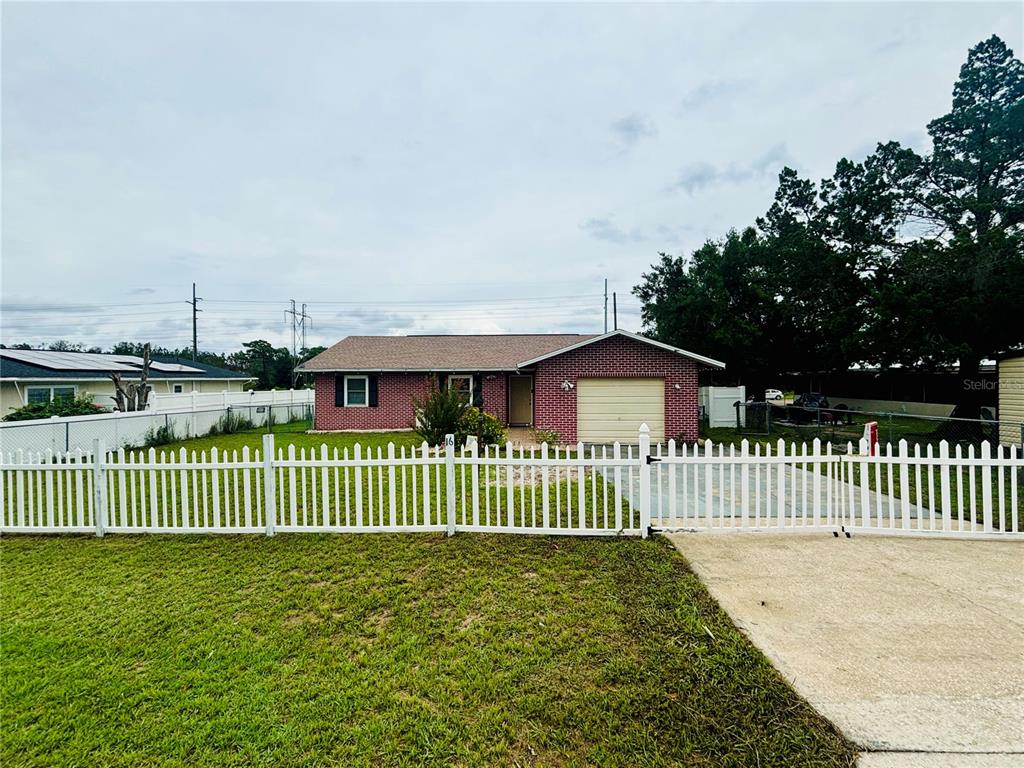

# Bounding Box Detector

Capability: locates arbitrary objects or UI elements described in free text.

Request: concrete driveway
[666,533,1024,766]
[607,460,924,524]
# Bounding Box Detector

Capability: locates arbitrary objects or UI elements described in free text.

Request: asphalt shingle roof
[296,334,596,372]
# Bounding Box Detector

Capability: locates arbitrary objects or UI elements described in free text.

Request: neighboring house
[296,330,725,443]
[0,348,250,416]
[998,352,1024,446]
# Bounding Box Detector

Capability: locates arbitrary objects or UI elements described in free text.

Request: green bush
[412,385,468,446]
[459,407,507,446]
[2,395,107,422]
[207,410,255,436]
[144,422,180,448]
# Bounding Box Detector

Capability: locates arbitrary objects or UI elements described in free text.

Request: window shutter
[472,376,483,408]
[368,375,379,407]
[335,375,345,407]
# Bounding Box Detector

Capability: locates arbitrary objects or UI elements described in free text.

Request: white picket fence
[650,437,1021,539]
[1,427,1020,539]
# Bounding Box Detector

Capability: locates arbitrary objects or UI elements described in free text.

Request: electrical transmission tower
[284,300,312,357]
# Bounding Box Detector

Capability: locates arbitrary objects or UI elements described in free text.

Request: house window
[172,384,184,394]
[26,385,77,405]
[447,375,473,403]
[344,375,369,407]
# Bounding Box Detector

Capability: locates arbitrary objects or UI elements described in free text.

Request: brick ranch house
[297,330,724,443]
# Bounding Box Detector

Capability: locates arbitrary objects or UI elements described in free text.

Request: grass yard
[703,412,1005,452]
[144,419,426,457]
[1,535,855,767]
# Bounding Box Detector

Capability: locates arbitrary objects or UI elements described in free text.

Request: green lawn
[703,412,1006,451]
[145,419,427,457]
[1,535,854,767]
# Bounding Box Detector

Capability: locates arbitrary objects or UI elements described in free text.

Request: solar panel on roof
[150,362,204,373]
[0,348,203,374]
[0,349,130,370]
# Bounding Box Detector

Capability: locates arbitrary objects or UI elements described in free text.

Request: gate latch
[646,455,661,465]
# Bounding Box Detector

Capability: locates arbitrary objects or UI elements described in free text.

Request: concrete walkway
[666,533,1024,766]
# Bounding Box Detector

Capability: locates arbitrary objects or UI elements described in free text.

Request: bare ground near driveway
[665,533,1024,766]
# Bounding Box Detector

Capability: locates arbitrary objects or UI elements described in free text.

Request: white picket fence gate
[1,426,1020,540]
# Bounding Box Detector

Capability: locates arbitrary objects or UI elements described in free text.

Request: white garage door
[577,378,665,443]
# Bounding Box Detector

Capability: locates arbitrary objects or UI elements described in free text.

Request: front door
[508,375,533,426]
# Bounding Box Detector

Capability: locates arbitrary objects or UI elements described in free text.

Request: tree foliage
[226,340,295,390]
[636,35,1024,400]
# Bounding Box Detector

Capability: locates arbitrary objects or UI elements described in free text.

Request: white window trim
[172,383,184,394]
[25,384,78,405]
[344,375,369,407]
[447,374,473,401]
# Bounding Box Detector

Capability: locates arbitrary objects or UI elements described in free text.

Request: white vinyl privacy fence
[0,389,314,455]
[1,426,1020,539]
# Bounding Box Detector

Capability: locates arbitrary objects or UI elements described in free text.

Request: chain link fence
[707,401,1023,449]
[0,402,314,456]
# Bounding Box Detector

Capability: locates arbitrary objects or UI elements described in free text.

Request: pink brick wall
[314,372,509,431]
[532,335,702,443]
[314,373,434,431]
[481,374,508,424]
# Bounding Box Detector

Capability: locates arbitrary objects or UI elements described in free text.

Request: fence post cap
[638,422,650,434]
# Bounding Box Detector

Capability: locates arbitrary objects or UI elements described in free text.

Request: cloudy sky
[2,2,1021,353]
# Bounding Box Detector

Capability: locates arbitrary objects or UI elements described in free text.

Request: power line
[604,278,608,334]
[0,306,645,333]
[203,294,604,306]
[0,301,186,312]
[0,302,624,323]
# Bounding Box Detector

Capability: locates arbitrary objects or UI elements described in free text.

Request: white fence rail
[0,389,314,455]
[148,388,313,413]
[1,427,1020,539]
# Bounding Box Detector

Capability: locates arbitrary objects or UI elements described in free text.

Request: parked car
[788,392,830,423]
[764,388,784,401]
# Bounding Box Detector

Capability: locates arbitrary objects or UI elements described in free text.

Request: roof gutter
[294,367,520,374]
[516,329,726,369]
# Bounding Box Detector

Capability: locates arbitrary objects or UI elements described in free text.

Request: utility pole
[188,282,202,361]
[603,278,608,334]
[613,292,617,330]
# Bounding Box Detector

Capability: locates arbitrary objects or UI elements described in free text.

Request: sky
[2,1,1021,354]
